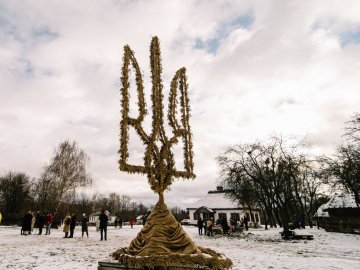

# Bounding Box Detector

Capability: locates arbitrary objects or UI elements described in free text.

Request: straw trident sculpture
[114,37,232,269]
[119,36,195,203]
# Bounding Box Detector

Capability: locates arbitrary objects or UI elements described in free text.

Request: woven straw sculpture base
[110,201,232,270]
[98,259,211,270]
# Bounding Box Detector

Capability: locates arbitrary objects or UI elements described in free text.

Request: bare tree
[218,136,322,233]
[344,112,360,142]
[120,194,131,212]
[91,192,101,212]
[75,192,93,216]
[327,145,360,206]
[33,169,58,212]
[108,192,121,214]
[38,140,92,214]
[138,202,148,215]
[325,113,360,206]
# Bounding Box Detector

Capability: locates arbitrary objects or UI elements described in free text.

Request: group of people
[196,215,250,236]
[17,209,137,241]
[62,213,79,238]
[63,209,109,240]
[197,217,216,236]
[21,211,53,235]
[63,209,109,241]
[221,216,249,232]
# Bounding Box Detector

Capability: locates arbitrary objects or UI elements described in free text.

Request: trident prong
[119,36,195,198]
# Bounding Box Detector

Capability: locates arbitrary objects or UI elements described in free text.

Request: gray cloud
[1,0,360,208]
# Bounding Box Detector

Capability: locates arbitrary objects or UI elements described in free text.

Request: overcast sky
[1,0,360,208]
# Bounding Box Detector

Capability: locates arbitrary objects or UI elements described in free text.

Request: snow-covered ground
[1,224,360,270]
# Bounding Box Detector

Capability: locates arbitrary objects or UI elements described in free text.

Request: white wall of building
[186,188,262,227]
[89,214,117,225]
[188,209,261,226]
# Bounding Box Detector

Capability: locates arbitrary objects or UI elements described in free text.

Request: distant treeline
[0,174,187,225]
[0,140,188,225]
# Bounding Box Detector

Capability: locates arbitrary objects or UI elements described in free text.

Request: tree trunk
[270,214,277,228]
[262,208,268,230]
[265,206,273,228]
[301,212,306,229]
[280,208,289,232]
[274,208,282,227]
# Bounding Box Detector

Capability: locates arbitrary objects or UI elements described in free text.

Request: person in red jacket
[45,213,53,235]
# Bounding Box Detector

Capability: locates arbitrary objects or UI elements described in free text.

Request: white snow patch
[324,193,358,209]
[0,224,360,269]
[188,192,240,209]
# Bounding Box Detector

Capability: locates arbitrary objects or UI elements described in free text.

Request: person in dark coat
[118,218,123,228]
[243,215,249,231]
[22,211,33,235]
[221,217,229,234]
[99,209,109,241]
[81,213,89,237]
[36,212,44,235]
[69,213,77,238]
[197,217,203,235]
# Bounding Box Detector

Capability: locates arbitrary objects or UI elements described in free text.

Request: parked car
[180,219,190,225]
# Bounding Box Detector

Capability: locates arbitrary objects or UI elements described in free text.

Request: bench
[280,230,313,240]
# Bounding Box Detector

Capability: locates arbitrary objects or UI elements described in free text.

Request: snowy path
[1,225,359,269]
